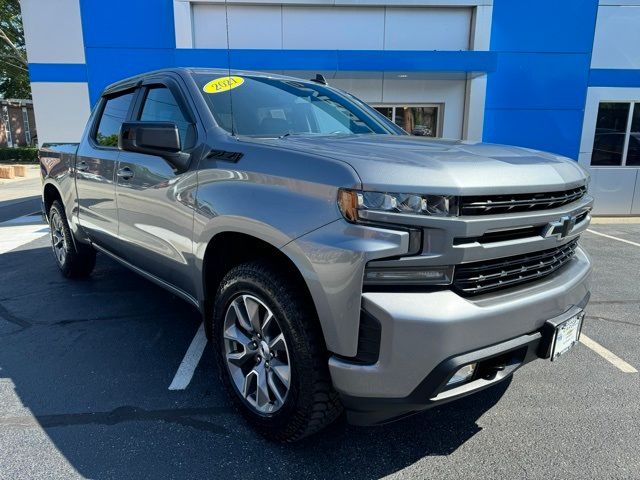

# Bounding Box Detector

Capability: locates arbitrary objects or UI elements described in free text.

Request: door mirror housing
[119,121,191,171]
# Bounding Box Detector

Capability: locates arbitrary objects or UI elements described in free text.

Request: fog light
[446,363,477,386]
[363,266,453,286]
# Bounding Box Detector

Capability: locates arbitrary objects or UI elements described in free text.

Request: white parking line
[168,322,208,390]
[580,334,638,373]
[0,215,48,255]
[1,213,43,226]
[586,229,640,248]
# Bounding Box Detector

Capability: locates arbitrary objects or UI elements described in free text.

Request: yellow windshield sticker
[202,76,245,94]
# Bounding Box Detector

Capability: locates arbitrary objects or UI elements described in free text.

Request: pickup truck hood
[254,135,588,195]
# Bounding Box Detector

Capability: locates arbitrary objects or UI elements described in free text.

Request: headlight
[338,189,457,222]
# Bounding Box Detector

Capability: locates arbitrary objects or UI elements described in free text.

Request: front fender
[191,164,354,289]
[193,169,341,310]
[191,151,364,350]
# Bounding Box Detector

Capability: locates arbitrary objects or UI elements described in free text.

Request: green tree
[0,0,30,99]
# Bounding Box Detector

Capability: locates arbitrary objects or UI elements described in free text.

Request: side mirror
[119,121,190,171]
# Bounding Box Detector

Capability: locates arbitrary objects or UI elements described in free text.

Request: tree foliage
[0,0,30,99]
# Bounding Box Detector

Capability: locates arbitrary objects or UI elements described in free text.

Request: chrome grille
[453,239,579,295]
[459,186,587,215]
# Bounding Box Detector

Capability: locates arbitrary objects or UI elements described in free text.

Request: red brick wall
[0,103,36,147]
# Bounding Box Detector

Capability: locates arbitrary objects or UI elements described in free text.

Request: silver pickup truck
[40,68,592,442]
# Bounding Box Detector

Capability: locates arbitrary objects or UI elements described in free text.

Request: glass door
[373,105,443,137]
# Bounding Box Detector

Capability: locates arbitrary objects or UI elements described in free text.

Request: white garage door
[191,5,473,51]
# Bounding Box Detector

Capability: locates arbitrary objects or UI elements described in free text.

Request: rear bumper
[329,247,591,426]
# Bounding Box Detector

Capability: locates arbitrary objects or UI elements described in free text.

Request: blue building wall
[79,0,176,105]
[484,0,600,159]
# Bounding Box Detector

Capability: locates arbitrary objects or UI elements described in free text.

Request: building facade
[20,0,640,214]
[0,99,36,147]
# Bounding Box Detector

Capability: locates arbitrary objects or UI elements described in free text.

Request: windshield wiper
[278,131,317,139]
[279,131,348,139]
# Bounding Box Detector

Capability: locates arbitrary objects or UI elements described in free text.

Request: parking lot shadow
[0,243,510,479]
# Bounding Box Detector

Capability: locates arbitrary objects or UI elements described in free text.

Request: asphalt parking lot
[0,199,639,480]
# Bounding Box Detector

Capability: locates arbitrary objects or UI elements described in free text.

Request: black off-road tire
[49,200,96,278]
[211,260,343,442]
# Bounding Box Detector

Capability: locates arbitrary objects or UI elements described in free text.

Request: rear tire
[211,261,342,442]
[49,200,96,278]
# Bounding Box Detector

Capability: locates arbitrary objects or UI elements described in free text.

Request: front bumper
[329,247,591,426]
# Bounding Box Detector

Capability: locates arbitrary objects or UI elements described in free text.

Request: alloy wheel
[50,212,66,266]
[222,294,291,414]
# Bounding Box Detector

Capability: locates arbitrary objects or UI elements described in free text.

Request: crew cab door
[76,89,135,249]
[115,77,199,298]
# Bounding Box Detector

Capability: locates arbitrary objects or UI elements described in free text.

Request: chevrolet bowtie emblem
[544,215,577,240]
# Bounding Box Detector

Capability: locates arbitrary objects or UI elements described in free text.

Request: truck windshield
[192,73,401,137]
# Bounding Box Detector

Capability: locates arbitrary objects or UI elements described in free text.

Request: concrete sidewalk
[591,216,640,224]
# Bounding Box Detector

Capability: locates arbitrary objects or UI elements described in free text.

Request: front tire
[211,261,342,442]
[49,200,96,278]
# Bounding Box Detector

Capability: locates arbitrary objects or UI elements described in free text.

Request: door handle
[76,161,89,172]
[117,167,134,180]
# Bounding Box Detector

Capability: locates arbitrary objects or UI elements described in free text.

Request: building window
[22,107,31,145]
[2,105,12,148]
[592,102,640,167]
[373,105,442,137]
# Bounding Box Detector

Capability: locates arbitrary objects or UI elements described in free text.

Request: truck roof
[102,67,319,97]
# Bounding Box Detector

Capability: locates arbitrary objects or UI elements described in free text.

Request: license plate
[551,312,584,360]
